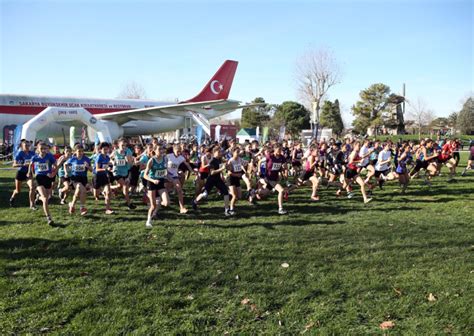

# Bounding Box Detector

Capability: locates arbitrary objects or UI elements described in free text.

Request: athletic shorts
[199,172,209,180]
[70,175,88,187]
[358,162,370,169]
[229,175,242,187]
[300,170,314,182]
[469,153,474,161]
[345,168,358,180]
[16,170,28,181]
[265,179,279,191]
[370,159,378,166]
[93,174,110,189]
[112,174,128,183]
[204,178,229,195]
[36,175,53,189]
[129,166,140,187]
[374,169,390,178]
[396,165,407,174]
[330,166,343,176]
[292,161,302,168]
[412,160,429,173]
[147,179,166,191]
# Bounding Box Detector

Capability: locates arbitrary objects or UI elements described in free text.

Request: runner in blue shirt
[66,144,92,216]
[56,146,73,205]
[10,139,36,209]
[28,142,57,226]
[93,142,114,215]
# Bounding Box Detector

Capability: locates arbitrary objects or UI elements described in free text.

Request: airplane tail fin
[184,60,238,103]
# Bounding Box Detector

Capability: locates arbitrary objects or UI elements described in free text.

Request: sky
[1,0,472,124]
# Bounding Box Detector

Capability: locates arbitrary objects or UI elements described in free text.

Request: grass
[1,153,473,335]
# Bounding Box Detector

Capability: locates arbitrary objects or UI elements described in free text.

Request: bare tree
[295,47,342,128]
[407,97,435,139]
[117,80,147,99]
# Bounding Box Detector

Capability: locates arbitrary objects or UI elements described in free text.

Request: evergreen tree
[274,101,310,137]
[320,99,344,135]
[241,97,269,128]
[352,83,391,134]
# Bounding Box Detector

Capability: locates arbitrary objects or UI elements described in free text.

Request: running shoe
[228,209,237,216]
[191,200,198,211]
[127,202,137,210]
[9,198,14,207]
[30,205,38,211]
[364,198,373,204]
[80,207,88,216]
[278,208,288,215]
[60,199,66,205]
[224,209,231,217]
[347,192,355,199]
[47,217,55,227]
[105,209,115,215]
[145,220,153,228]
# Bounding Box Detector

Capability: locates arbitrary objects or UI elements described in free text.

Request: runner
[93,142,114,215]
[226,147,245,215]
[192,146,231,216]
[66,144,92,216]
[110,138,136,209]
[296,145,320,201]
[143,145,170,228]
[395,144,412,193]
[342,141,372,204]
[28,142,57,226]
[56,146,73,205]
[9,140,36,209]
[166,144,194,214]
[256,144,289,215]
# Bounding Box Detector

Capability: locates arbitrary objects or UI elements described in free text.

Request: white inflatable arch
[21,107,112,144]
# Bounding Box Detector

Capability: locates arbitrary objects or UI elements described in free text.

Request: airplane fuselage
[0,94,207,141]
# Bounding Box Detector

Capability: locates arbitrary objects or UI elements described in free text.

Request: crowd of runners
[8,136,474,227]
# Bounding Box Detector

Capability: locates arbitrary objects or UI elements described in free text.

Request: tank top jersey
[15,150,35,173]
[113,149,131,177]
[149,156,168,180]
[166,153,185,177]
[58,155,72,177]
[228,157,244,176]
[199,154,211,173]
[348,152,360,171]
[266,154,285,181]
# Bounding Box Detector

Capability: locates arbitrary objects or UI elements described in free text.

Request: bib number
[75,164,85,172]
[116,159,126,166]
[37,163,49,172]
[156,169,167,178]
[271,163,282,171]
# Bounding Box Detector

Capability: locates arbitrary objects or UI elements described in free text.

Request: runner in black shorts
[9,139,36,209]
[192,146,231,216]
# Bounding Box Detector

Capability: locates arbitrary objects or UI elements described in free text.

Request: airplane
[0,60,254,145]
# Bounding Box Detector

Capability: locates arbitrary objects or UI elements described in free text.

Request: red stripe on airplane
[0,105,131,115]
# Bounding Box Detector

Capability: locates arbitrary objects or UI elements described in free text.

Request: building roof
[237,128,257,136]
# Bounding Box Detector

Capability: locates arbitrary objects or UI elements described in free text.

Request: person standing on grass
[110,138,136,210]
[144,145,170,228]
[28,142,57,226]
[192,146,231,216]
[93,142,114,215]
[9,139,36,209]
[66,144,92,216]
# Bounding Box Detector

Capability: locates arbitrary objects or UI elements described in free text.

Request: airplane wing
[96,99,253,125]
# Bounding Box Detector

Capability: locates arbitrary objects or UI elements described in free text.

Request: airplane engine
[87,120,123,143]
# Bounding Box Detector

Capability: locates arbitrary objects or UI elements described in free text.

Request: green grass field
[1,154,473,335]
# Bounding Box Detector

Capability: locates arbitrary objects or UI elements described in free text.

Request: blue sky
[1,0,472,123]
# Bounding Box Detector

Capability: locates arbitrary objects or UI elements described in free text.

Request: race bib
[233,163,242,172]
[37,163,49,172]
[271,163,282,171]
[116,159,126,166]
[156,169,167,178]
[75,164,85,172]
[24,159,32,165]
[169,162,178,169]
